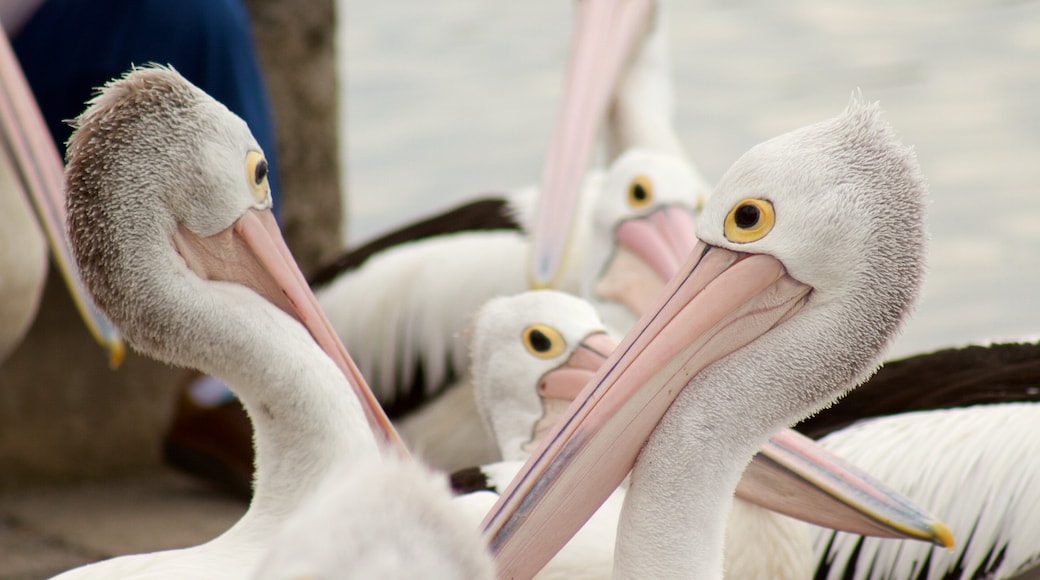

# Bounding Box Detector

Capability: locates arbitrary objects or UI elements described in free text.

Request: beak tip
[108,338,127,369]
[932,521,955,550]
[528,262,557,291]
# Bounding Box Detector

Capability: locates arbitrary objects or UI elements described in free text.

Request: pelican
[0,28,123,364]
[794,340,1040,579]
[254,455,494,579]
[317,148,702,470]
[165,0,699,484]
[380,0,700,471]
[482,98,932,578]
[316,0,699,413]
[53,66,485,579]
[530,0,686,289]
[458,289,950,579]
[312,153,703,413]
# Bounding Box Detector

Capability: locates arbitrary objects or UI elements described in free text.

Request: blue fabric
[13,0,281,213]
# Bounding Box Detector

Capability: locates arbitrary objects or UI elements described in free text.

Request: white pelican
[529,0,688,289]
[311,153,703,413]
[54,66,488,579]
[378,0,701,472]
[316,148,702,470]
[458,289,950,579]
[794,341,1040,579]
[165,0,699,485]
[482,98,931,579]
[0,28,123,364]
[254,455,494,579]
[316,0,700,414]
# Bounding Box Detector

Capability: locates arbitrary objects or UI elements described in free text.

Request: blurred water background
[341,0,1040,359]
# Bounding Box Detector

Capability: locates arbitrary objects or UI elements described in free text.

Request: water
[342,0,1040,358]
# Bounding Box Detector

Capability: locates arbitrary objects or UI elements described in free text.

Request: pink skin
[485,242,811,579]
[175,208,407,454]
[528,0,656,288]
[525,333,620,454]
[602,206,701,315]
[0,30,125,364]
[615,207,700,284]
[538,333,619,401]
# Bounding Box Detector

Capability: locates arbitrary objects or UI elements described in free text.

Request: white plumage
[812,403,1040,580]
[255,456,493,580]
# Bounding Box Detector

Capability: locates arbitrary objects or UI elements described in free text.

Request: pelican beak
[596,205,698,315]
[741,429,954,548]
[485,241,811,578]
[528,0,656,288]
[173,208,406,455]
[538,332,618,401]
[525,333,620,455]
[532,315,952,553]
[0,29,125,366]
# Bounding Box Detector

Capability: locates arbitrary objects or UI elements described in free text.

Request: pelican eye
[245,150,270,205]
[522,324,567,359]
[627,176,654,209]
[724,198,774,243]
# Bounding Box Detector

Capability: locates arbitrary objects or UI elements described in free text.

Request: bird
[253,454,494,580]
[482,97,930,579]
[795,340,1040,579]
[313,0,702,470]
[0,28,123,365]
[529,0,687,289]
[316,0,702,415]
[316,148,704,471]
[164,0,703,489]
[54,65,486,579]
[458,289,950,579]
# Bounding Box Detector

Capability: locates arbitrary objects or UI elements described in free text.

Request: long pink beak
[741,429,953,547]
[486,242,810,578]
[0,28,125,366]
[528,0,656,288]
[608,203,951,547]
[527,301,952,561]
[175,208,406,454]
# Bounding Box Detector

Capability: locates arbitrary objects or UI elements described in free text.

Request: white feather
[812,404,1040,580]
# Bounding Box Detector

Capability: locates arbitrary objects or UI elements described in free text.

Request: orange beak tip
[108,339,127,369]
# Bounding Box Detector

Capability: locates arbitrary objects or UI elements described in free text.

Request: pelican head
[66,65,402,450]
[470,289,616,462]
[588,148,704,327]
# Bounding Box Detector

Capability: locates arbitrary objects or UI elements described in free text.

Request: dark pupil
[631,182,648,202]
[734,203,760,229]
[528,329,552,352]
[254,158,269,185]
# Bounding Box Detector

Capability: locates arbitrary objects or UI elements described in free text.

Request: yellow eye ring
[245,150,270,204]
[627,175,654,209]
[522,324,567,359]
[724,198,775,243]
